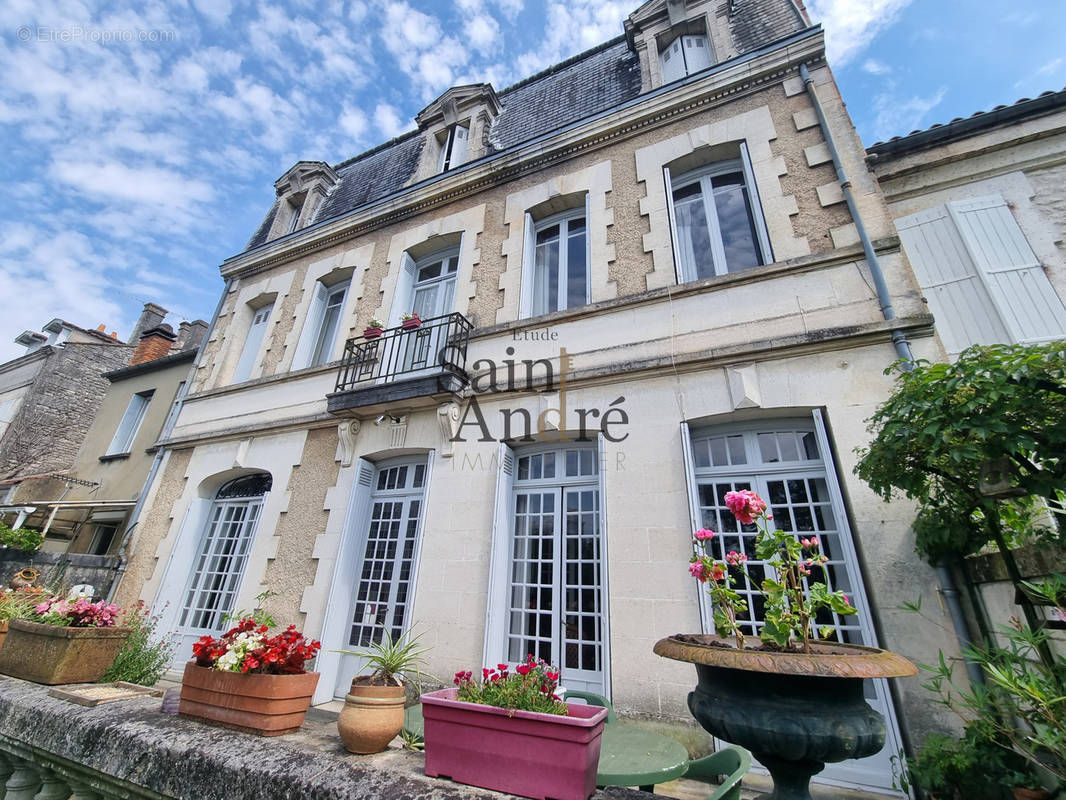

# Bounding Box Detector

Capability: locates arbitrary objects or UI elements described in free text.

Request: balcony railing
[334,312,473,393]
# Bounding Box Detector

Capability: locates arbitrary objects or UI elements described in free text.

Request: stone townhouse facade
[117,0,957,793]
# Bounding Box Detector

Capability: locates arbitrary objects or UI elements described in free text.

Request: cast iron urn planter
[654,635,916,800]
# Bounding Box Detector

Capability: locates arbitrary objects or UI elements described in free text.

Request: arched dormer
[414,84,502,179]
[266,160,340,241]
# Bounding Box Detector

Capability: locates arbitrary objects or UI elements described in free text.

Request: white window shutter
[519,212,537,318]
[312,459,376,705]
[680,421,713,634]
[663,165,686,284]
[660,38,684,83]
[451,125,469,167]
[896,205,1010,355]
[595,432,613,700]
[403,451,434,632]
[683,35,712,73]
[740,141,773,265]
[292,282,330,369]
[483,443,515,669]
[233,303,273,383]
[949,196,1066,343]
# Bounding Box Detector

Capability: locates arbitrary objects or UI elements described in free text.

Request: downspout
[106,279,232,603]
[799,63,984,687]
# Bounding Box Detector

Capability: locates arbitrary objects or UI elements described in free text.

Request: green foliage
[898,725,1017,799]
[400,728,424,751]
[338,627,431,685]
[101,602,176,686]
[0,587,44,621]
[856,342,1066,562]
[919,619,1066,785]
[0,522,43,551]
[1022,572,1066,607]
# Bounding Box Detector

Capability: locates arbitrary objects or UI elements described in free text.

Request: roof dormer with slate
[414,83,503,180]
[625,0,808,91]
[254,160,340,246]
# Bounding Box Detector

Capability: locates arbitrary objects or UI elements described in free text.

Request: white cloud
[514,0,629,77]
[339,104,369,141]
[870,86,947,143]
[805,0,914,66]
[862,58,891,75]
[467,14,501,54]
[374,103,408,139]
[192,0,233,25]
[1036,57,1063,77]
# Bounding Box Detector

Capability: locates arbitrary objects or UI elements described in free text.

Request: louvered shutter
[660,38,684,83]
[683,35,712,73]
[483,443,515,669]
[949,196,1066,343]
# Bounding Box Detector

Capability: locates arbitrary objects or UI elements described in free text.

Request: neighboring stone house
[119,1,955,793]
[867,88,1066,356]
[0,318,133,494]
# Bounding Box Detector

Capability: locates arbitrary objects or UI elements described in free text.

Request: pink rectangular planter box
[421,688,608,800]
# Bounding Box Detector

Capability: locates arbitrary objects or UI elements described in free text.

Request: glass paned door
[506,447,605,693]
[173,497,264,662]
[335,460,428,698]
[689,424,901,794]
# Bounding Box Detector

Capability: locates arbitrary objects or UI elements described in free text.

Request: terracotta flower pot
[1014,788,1053,800]
[654,635,917,800]
[178,661,320,736]
[0,619,130,684]
[337,677,405,754]
[363,327,383,340]
[421,687,608,800]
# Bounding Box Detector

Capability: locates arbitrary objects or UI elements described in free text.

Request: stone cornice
[219,27,827,281]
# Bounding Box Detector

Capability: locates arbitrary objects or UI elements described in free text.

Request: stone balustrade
[0,678,642,800]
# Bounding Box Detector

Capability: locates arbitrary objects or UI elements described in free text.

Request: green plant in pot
[336,628,430,754]
[654,489,917,800]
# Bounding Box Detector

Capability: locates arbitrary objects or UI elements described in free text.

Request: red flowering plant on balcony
[453,654,567,715]
[689,489,856,652]
[192,617,321,674]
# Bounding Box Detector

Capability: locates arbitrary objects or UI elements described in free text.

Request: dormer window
[438,123,470,173]
[659,33,712,83]
[264,161,339,244]
[286,193,306,234]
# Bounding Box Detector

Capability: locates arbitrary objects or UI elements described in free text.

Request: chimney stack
[130,324,177,365]
[128,302,168,345]
[176,319,209,353]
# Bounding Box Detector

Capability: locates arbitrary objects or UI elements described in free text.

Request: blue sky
[1,0,1063,362]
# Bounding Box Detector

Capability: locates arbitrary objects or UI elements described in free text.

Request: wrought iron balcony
[327,312,473,416]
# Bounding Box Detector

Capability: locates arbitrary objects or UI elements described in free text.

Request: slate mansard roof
[243,0,807,254]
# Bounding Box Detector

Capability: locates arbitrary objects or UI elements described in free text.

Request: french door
[505,447,606,694]
[683,419,904,795]
[333,459,428,698]
[173,473,272,664]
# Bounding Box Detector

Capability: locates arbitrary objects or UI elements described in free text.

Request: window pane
[566,220,588,309]
[711,174,762,271]
[673,187,715,280]
[533,231,560,316]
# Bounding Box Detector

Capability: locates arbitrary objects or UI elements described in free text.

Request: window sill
[98,453,130,463]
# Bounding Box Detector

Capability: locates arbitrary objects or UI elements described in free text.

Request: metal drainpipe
[798,63,984,685]
[106,278,232,603]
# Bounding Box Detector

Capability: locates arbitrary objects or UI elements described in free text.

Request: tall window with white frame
[507,445,605,694]
[310,281,349,367]
[174,472,272,662]
[105,390,154,456]
[438,124,469,172]
[411,249,459,320]
[669,155,770,282]
[530,208,589,317]
[659,33,712,83]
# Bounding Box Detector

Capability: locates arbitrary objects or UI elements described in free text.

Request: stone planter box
[0,620,8,651]
[178,661,320,736]
[421,688,608,800]
[0,619,130,684]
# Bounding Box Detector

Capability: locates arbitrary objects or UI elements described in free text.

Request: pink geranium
[689,560,707,582]
[693,528,715,541]
[724,490,767,525]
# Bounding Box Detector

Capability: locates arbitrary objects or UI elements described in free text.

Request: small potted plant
[0,593,129,684]
[363,317,385,339]
[336,628,430,754]
[180,617,321,736]
[421,654,608,800]
[400,312,422,330]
